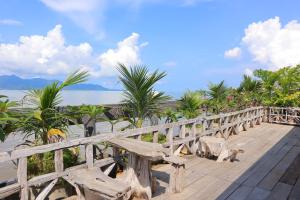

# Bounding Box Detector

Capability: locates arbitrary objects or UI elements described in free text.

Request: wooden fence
[268,107,300,126]
[0,107,265,199]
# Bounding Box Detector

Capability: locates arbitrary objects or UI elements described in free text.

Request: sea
[0,90,181,106]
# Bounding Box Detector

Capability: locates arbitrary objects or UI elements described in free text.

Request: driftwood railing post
[191,123,197,155]
[179,124,186,139]
[167,127,174,155]
[55,150,64,172]
[18,157,28,200]
[153,130,159,143]
[86,144,94,169]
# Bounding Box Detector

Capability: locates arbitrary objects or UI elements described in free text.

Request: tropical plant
[0,95,18,142]
[254,65,300,106]
[178,91,203,119]
[118,63,170,128]
[207,81,228,113]
[162,108,180,123]
[19,70,89,144]
[237,75,262,107]
[79,105,105,137]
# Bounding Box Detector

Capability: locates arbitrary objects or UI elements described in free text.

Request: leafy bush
[28,147,79,178]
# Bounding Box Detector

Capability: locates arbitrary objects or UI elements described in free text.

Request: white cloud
[98,32,146,76]
[0,19,22,26]
[224,47,241,58]
[0,25,146,77]
[236,17,300,70]
[163,61,177,67]
[40,0,209,39]
[41,0,106,39]
[244,68,253,77]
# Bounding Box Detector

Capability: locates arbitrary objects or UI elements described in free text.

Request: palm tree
[79,105,105,137]
[0,95,18,142]
[178,91,203,119]
[162,108,179,123]
[238,75,262,106]
[20,70,89,144]
[118,63,170,128]
[207,80,228,114]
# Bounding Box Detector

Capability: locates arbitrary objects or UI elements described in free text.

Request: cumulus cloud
[98,32,146,76]
[0,25,146,77]
[232,17,300,70]
[0,19,22,26]
[224,47,241,58]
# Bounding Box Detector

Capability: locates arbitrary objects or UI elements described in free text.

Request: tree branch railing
[0,106,266,199]
[268,107,300,125]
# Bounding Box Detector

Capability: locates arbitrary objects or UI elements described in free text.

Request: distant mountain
[0,75,113,91]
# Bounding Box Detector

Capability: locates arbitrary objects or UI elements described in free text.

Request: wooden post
[153,131,159,143]
[169,163,185,193]
[137,134,142,140]
[179,125,186,138]
[86,144,94,169]
[125,153,152,199]
[202,119,207,133]
[167,128,173,155]
[18,157,28,200]
[191,123,197,155]
[55,150,64,172]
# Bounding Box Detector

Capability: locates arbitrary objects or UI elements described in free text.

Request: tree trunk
[125,153,152,200]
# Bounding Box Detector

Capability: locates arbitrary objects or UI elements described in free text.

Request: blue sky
[0,0,300,93]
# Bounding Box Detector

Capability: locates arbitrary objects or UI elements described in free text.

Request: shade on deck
[152,123,300,200]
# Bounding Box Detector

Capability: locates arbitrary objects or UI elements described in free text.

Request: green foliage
[118,63,170,128]
[0,95,19,142]
[207,81,228,113]
[19,70,89,144]
[254,65,300,107]
[141,133,166,144]
[161,108,179,123]
[28,148,79,178]
[178,91,204,119]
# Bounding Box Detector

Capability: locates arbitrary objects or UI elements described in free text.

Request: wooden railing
[268,107,300,125]
[0,107,265,199]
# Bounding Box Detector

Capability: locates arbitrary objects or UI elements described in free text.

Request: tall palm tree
[178,91,203,119]
[20,70,89,144]
[207,80,228,114]
[118,63,170,128]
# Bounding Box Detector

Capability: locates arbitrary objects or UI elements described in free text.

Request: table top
[108,137,170,160]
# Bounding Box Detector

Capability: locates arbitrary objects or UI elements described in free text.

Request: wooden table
[108,137,185,199]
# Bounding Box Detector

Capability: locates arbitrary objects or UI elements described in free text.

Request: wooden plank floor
[152,123,300,200]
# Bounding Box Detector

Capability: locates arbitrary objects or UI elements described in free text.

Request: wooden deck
[152,123,300,200]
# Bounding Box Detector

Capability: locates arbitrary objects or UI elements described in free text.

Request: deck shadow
[216,125,300,200]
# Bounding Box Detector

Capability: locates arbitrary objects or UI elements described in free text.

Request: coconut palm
[0,95,18,142]
[207,81,228,114]
[20,70,89,144]
[118,63,170,128]
[79,105,105,137]
[178,91,203,119]
[162,108,179,123]
[238,75,262,106]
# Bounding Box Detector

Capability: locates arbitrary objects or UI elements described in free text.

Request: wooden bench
[64,167,130,200]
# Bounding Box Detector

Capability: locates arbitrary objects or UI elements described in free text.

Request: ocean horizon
[0,90,182,106]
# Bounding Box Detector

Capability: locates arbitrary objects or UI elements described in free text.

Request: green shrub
[28,148,79,178]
